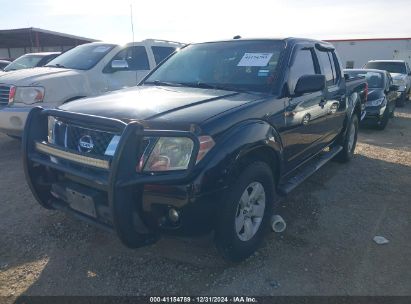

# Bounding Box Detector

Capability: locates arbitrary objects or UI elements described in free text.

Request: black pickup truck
[23,38,367,261]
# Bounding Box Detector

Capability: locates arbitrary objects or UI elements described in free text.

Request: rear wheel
[215,161,275,262]
[334,115,359,163]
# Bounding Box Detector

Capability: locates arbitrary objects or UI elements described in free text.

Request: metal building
[326,38,411,69]
[0,27,98,60]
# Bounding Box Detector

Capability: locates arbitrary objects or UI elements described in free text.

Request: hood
[0,67,81,85]
[390,73,407,80]
[367,88,384,101]
[59,85,261,126]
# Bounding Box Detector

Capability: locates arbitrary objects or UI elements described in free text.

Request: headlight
[143,137,194,172]
[366,98,385,107]
[12,86,45,104]
[140,135,215,172]
[393,78,406,86]
[47,116,57,143]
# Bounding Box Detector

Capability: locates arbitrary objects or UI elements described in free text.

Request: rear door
[315,49,346,142]
[104,46,151,91]
[282,45,329,170]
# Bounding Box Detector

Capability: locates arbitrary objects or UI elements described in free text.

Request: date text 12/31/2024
[149,296,258,303]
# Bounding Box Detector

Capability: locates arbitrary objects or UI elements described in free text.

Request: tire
[376,107,389,130]
[334,114,359,163]
[214,161,275,262]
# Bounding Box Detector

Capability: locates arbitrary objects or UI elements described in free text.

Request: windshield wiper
[144,80,184,87]
[184,82,251,93]
[45,63,66,68]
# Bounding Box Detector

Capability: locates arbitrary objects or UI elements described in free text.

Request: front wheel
[214,161,275,262]
[376,107,389,130]
[335,115,359,163]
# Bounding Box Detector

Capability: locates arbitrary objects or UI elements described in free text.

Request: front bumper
[361,105,386,124]
[23,107,219,248]
[0,106,32,136]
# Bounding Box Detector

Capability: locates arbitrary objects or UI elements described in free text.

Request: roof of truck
[367,60,406,63]
[197,37,333,46]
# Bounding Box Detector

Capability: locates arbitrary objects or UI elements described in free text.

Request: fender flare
[193,119,284,194]
[341,92,362,136]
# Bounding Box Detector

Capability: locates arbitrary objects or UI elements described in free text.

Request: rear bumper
[23,107,221,247]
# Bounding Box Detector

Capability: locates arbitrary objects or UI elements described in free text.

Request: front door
[104,46,151,91]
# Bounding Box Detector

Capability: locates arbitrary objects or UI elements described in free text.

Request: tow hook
[271,214,286,233]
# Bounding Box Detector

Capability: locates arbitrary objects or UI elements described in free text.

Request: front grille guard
[23,107,200,247]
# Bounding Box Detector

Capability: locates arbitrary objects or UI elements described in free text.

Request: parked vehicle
[0,60,11,71]
[0,39,184,137]
[363,60,411,107]
[345,69,398,130]
[1,52,61,73]
[23,38,364,262]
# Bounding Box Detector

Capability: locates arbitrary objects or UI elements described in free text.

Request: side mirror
[408,72,411,76]
[390,84,399,91]
[344,73,350,81]
[111,59,129,71]
[294,75,326,95]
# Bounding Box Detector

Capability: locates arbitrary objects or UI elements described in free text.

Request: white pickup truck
[0,39,184,136]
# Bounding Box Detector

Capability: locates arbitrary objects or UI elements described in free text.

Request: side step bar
[278,145,343,195]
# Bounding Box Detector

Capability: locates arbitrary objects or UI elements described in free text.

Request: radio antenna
[130,4,135,44]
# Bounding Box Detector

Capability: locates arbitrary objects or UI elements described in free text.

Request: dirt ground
[0,104,410,298]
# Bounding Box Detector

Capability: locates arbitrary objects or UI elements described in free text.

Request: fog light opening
[168,208,180,223]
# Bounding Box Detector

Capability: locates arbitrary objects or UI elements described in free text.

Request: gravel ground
[0,104,410,298]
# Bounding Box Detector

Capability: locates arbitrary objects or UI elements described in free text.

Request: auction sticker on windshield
[237,53,273,66]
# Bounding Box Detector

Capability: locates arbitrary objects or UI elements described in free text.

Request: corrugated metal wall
[328,39,411,68]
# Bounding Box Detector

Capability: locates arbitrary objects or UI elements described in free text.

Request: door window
[317,50,334,86]
[288,49,316,94]
[110,46,150,71]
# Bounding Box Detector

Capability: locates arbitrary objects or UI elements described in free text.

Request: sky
[1,0,411,44]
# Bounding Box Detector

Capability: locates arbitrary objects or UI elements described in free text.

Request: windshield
[4,55,44,71]
[46,43,115,70]
[145,40,285,93]
[346,70,384,88]
[364,62,406,74]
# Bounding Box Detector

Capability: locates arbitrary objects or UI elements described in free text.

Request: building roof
[326,37,411,42]
[0,27,98,48]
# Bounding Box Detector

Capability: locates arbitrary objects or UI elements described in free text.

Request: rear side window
[111,46,150,70]
[288,49,316,94]
[151,46,176,65]
[317,51,334,86]
[331,52,342,83]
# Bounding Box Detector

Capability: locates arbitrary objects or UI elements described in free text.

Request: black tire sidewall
[346,115,359,157]
[215,161,275,262]
[336,114,358,162]
[377,106,389,130]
